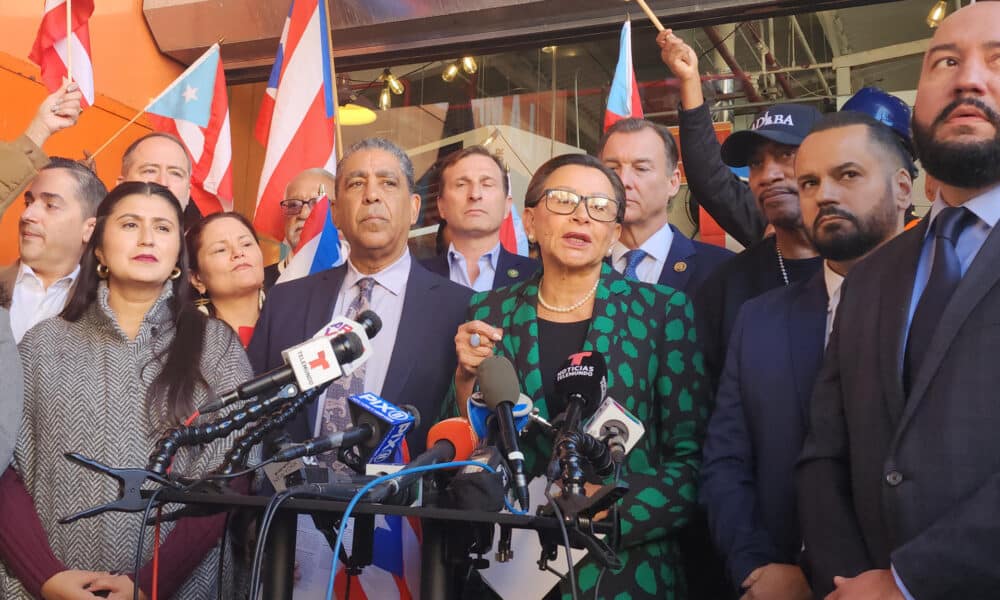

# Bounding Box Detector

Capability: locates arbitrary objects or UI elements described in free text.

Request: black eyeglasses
[279,196,323,216]
[538,189,620,223]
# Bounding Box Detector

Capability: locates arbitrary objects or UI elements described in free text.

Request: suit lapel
[899,219,1000,432]
[785,271,828,422]
[658,226,694,290]
[879,224,926,425]
[380,261,428,406]
[0,261,19,307]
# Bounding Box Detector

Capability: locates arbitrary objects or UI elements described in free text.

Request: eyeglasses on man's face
[279,196,323,216]
[538,188,620,223]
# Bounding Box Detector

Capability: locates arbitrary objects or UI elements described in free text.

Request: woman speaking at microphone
[451,153,710,599]
[0,182,254,600]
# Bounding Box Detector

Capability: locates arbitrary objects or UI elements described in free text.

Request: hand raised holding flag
[24,79,83,149]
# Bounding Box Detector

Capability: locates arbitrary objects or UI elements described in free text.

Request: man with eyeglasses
[422,146,537,291]
[263,168,337,290]
[598,118,733,294]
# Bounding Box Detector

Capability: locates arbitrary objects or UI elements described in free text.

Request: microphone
[553,351,608,436]
[204,310,382,413]
[478,356,530,510]
[466,392,533,443]
[271,393,416,464]
[585,397,645,465]
[369,417,476,504]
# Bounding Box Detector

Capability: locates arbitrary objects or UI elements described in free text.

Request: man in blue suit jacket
[248,138,471,454]
[598,118,732,294]
[420,146,538,291]
[701,112,913,598]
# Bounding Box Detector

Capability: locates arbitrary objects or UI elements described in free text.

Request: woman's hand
[40,570,109,600]
[455,320,503,379]
[454,320,503,410]
[84,574,148,600]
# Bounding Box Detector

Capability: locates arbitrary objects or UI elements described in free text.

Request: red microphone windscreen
[426,417,477,462]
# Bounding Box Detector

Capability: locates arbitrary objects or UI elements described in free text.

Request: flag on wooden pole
[30,0,95,106]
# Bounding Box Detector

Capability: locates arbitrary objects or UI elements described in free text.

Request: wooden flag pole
[631,0,666,31]
[88,107,147,160]
[322,0,344,160]
[66,0,73,82]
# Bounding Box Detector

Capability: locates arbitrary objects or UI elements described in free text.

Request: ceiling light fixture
[378,85,392,110]
[926,0,948,27]
[381,69,405,95]
[461,56,478,74]
[442,62,460,83]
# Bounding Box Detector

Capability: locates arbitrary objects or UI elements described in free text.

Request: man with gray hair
[0,158,106,342]
[249,137,472,456]
[264,167,339,289]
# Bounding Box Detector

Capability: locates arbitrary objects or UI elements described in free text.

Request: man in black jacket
[658,29,822,387]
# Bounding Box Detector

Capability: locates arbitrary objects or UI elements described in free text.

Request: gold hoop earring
[96,263,109,279]
[169,267,182,280]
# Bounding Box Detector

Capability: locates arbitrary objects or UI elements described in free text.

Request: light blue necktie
[623,249,648,281]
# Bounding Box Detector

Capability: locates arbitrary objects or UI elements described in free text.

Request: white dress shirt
[312,251,410,436]
[611,221,674,284]
[10,263,79,343]
[823,261,845,347]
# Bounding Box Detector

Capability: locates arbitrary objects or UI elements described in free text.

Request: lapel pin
[674,261,687,273]
[507,268,519,278]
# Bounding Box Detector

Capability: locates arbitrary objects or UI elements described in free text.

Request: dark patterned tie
[318,277,375,470]
[904,206,974,392]
[623,248,648,281]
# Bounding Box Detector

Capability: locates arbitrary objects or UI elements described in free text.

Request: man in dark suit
[420,146,537,290]
[702,112,913,600]
[248,138,472,454]
[598,118,732,294]
[798,4,1000,598]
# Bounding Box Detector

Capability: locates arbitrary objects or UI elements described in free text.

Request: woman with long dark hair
[186,211,266,347]
[0,182,254,599]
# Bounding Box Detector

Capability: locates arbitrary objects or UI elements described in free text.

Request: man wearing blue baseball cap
[659,30,823,392]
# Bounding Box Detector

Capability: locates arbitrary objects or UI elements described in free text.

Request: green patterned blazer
[448,263,710,600]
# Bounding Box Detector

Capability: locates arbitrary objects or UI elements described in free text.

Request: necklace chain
[537,278,600,313]
[775,242,790,286]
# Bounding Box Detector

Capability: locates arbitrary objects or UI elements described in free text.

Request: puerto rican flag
[499,203,530,257]
[29,0,96,107]
[146,43,234,214]
[274,192,347,284]
[253,0,337,242]
[604,19,643,132]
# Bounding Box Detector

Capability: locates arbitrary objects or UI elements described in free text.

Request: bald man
[263,168,337,289]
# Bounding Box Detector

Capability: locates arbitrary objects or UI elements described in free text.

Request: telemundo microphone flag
[253,0,337,242]
[146,43,234,214]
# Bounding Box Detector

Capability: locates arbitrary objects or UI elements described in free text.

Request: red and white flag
[253,0,337,242]
[146,44,234,214]
[30,0,95,106]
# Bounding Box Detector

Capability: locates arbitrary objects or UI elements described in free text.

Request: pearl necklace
[775,243,790,286]
[537,278,600,313]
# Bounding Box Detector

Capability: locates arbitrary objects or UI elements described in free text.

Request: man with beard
[701,111,912,600]
[658,31,824,388]
[797,3,1000,598]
